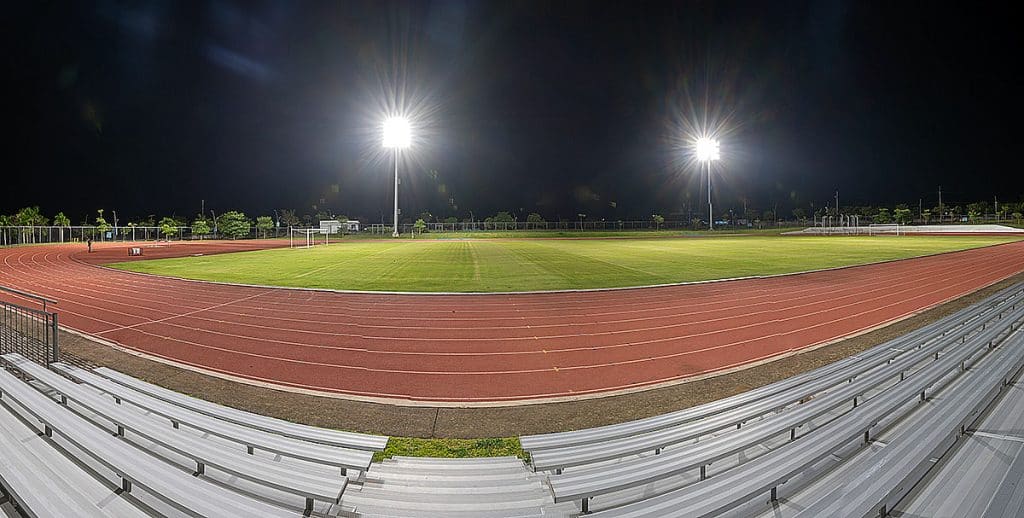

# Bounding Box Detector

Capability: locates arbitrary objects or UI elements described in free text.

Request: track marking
[95,290,273,335]
[3,240,1024,402]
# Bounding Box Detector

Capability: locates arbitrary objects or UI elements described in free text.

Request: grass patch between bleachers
[374,437,528,463]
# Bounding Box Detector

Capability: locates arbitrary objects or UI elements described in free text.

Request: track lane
[2,239,1023,402]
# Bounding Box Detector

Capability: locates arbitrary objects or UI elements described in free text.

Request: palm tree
[53,212,71,242]
[0,214,9,246]
[14,206,48,243]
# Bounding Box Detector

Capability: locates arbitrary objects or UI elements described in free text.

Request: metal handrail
[0,285,58,313]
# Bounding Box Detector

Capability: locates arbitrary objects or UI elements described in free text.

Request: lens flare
[694,137,720,162]
[382,117,412,148]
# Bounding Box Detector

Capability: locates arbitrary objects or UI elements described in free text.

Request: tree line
[3,198,1022,241]
[0,207,289,241]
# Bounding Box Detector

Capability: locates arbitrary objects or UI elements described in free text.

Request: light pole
[695,137,720,230]
[383,117,411,237]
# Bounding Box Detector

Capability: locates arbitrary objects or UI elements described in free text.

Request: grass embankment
[374,437,527,463]
[109,235,1021,292]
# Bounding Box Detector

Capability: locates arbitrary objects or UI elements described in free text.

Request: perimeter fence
[0,226,290,246]
[366,219,804,235]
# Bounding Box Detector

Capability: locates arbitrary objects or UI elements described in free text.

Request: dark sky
[5,1,1022,224]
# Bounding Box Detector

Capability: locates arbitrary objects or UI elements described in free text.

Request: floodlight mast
[694,138,720,231]
[383,117,411,237]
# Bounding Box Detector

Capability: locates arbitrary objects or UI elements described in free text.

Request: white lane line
[95,290,273,336]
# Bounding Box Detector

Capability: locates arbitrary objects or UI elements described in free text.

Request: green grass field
[108,234,1022,292]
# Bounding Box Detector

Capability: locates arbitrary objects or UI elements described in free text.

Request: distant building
[319,220,360,233]
[319,220,342,234]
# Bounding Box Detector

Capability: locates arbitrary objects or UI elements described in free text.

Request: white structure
[783,224,1024,236]
[319,220,342,234]
[318,220,359,233]
[694,137,720,230]
[383,117,411,237]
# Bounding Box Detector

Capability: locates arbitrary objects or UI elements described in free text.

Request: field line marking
[469,242,482,281]
[293,245,398,278]
[294,264,335,278]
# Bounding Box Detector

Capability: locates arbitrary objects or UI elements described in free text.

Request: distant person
[87,237,93,253]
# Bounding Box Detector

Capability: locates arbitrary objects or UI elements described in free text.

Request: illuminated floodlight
[692,137,721,231]
[382,116,411,148]
[694,137,720,162]
[384,116,411,237]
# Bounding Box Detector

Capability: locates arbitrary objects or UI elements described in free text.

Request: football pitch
[109,235,1021,292]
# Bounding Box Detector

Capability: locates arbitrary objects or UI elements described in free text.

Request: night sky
[5,1,1022,224]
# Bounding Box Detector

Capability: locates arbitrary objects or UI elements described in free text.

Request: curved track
[2,240,1024,404]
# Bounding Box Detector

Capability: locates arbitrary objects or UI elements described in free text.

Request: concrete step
[370,463,529,478]
[344,488,550,511]
[359,479,545,495]
[388,455,525,466]
[347,505,546,518]
[364,469,535,484]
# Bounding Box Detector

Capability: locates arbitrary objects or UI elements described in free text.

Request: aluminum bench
[33,358,373,474]
[2,355,346,515]
[0,399,150,517]
[537,291,1022,473]
[523,285,1022,460]
[793,329,1024,517]
[0,367,297,517]
[93,366,387,451]
[554,302,1024,512]
[584,307,1024,516]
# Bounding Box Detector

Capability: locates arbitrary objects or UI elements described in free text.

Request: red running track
[2,240,1024,404]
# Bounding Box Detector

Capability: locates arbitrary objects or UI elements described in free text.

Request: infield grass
[107,234,1022,292]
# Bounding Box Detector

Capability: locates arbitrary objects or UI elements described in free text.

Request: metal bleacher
[2,284,1024,517]
[523,283,1024,516]
[0,353,389,517]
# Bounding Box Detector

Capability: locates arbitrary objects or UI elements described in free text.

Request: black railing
[0,288,59,366]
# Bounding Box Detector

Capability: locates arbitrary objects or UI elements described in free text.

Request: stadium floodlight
[383,117,411,237]
[694,137,720,230]
[383,117,411,149]
[694,137,720,162]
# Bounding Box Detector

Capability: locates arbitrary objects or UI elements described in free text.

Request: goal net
[867,224,902,236]
[288,228,322,248]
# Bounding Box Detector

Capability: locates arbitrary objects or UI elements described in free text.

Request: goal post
[288,227,320,248]
[867,223,900,236]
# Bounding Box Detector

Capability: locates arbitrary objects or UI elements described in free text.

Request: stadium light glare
[384,116,412,237]
[694,137,720,162]
[382,116,411,149]
[693,137,721,231]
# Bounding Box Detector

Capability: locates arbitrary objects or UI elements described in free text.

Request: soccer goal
[867,223,902,236]
[289,227,321,248]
